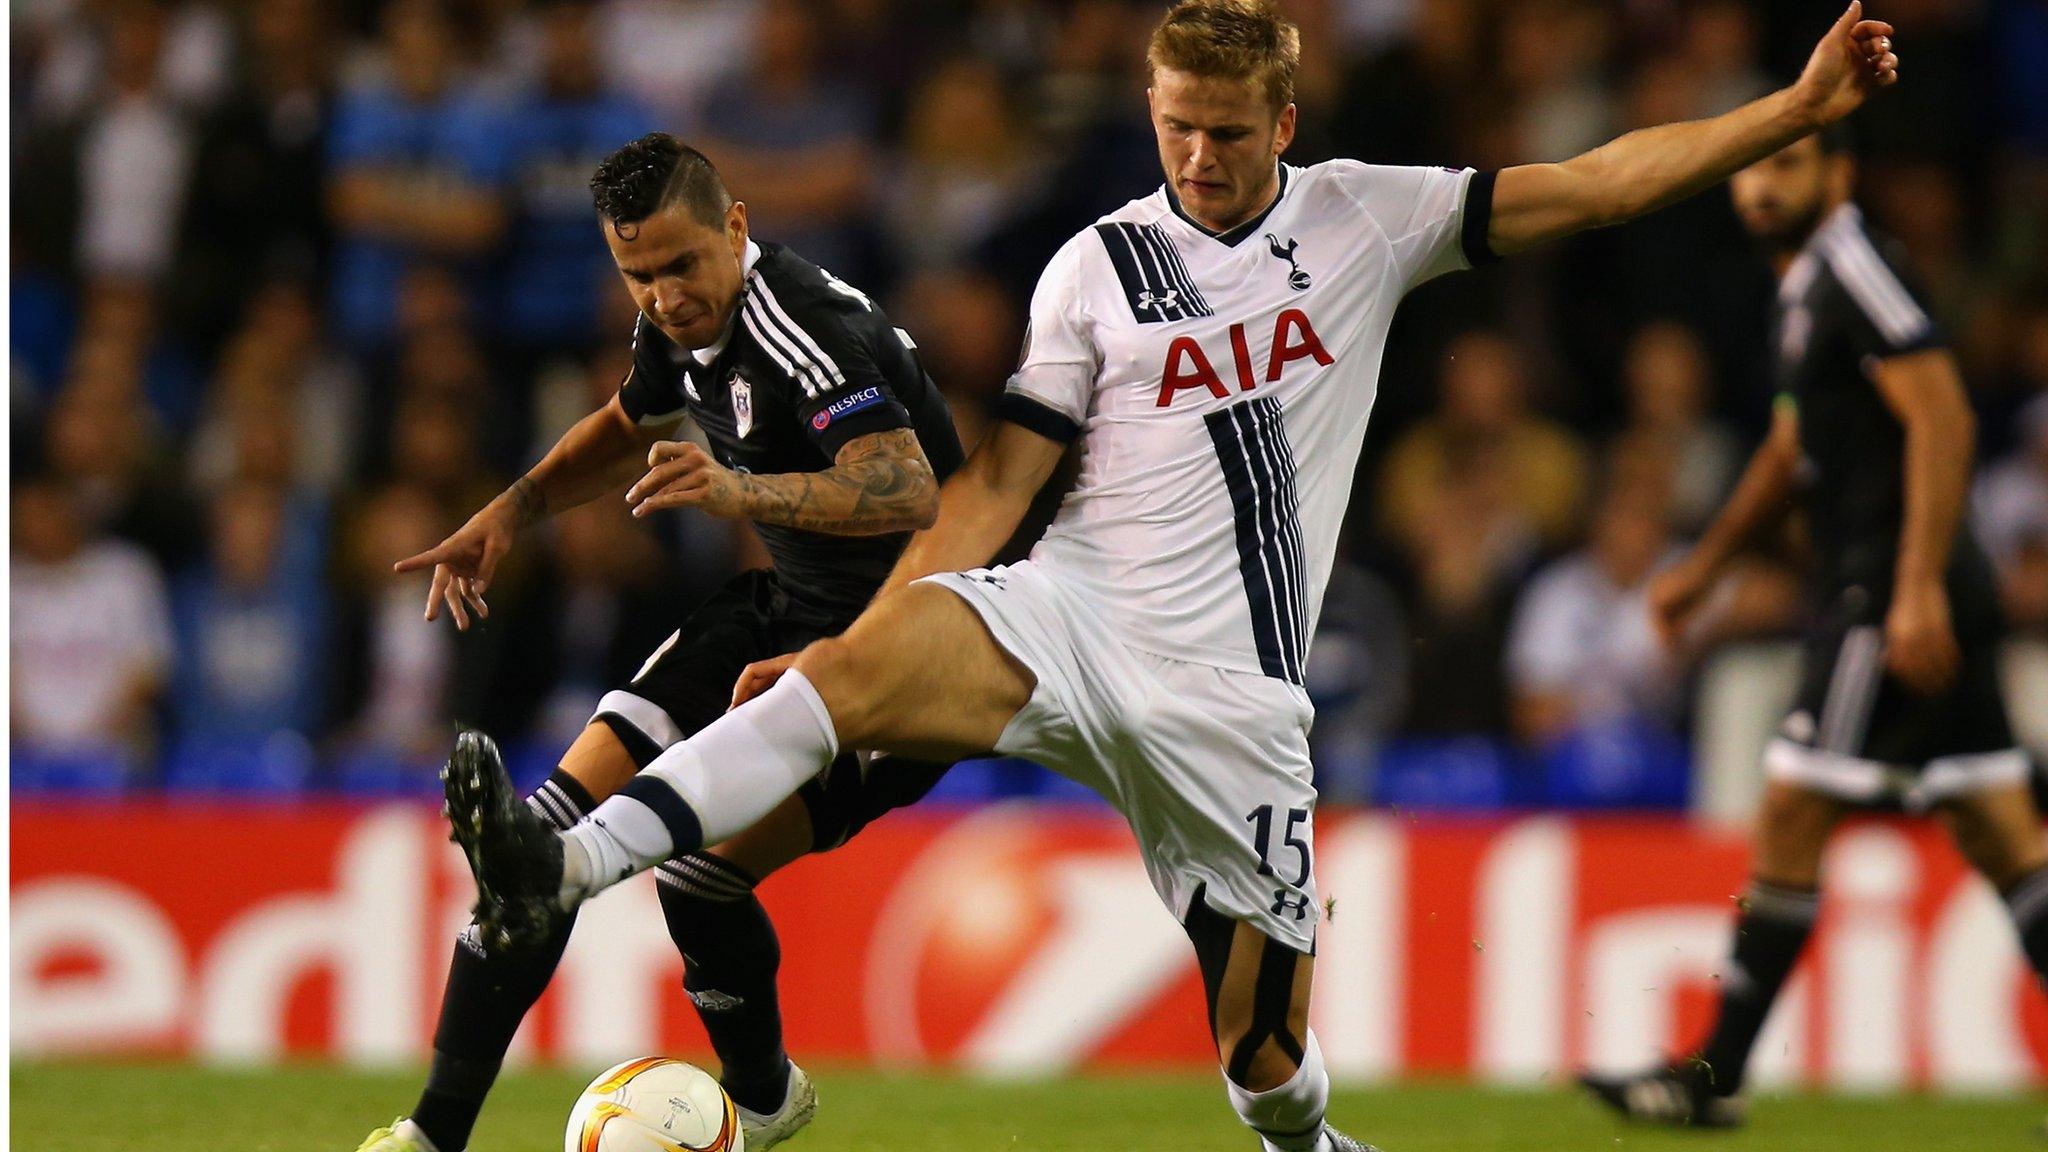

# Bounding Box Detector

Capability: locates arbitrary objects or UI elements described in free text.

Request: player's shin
[2001,862,2048,986]
[656,857,792,1114]
[560,670,841,903]
[1225,1030,1331,1152]
[1694,879,1820,1093]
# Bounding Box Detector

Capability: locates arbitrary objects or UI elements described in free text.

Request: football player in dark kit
[1584,127,2048,1128]
[356,133,961,1152]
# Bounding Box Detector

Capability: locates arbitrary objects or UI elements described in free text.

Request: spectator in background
[1304,559,1409,801]
[11,476,173,759]
[169,479,328,740]
[72,0,201,284]
[328,482,458,761]
[1498,0,1613,162]
[326,0,509,351]
[43,353,204,569]
[169,0,336,351]
[887,57,1037,271]
[187,279,364,501]
[1380,328,1589,553]
[889,265,1022,445]
[594,0,760,127]
[1620,320,1742,533]
[1977,393,2048,632]
[525,499,679,746]
[1332,0,1478,165]
[698,0,879,281]
[64,277,205,431]
[1507,482,1680,748]
[1679,0,1771,116]
[1392,451,1528,737]
[497,0,653,357]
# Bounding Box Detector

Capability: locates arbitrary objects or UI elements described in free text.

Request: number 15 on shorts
[1247,803,1313,920]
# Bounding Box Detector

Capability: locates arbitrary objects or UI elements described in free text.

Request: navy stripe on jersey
[1095,222,1214,324]
[1206,397,1308,684]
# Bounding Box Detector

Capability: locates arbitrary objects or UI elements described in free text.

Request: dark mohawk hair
[589,132,732,237]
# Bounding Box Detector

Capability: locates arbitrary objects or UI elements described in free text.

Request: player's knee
[1228,1040,1302,1093]
[1211,995,1309,1093]
[791,636,882,736]
[1753,787,1834,886]
[1945,808,2041,889]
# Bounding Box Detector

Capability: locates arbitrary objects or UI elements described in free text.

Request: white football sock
[393,1118,440,1151]
[558,795,671,906]
[560,670,840,905]
[642,668,838,844]
[1225,1030,1331,1152]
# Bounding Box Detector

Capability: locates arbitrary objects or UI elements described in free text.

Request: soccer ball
[564,1057,743,1152]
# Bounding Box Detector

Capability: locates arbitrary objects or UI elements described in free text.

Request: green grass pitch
[12,1062,2038,1150]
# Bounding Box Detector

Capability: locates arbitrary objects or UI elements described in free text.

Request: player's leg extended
[390,723,635,1152]
[535,582,1027,914]
[1184,901,1377,1152]
[1937,781,2048,983]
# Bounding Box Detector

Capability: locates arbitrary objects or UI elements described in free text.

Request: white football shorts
[922,560,1320,952]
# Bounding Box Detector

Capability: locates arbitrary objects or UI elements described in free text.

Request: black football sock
[412,771,594,1152]
[1693,880,1819,1096]
[2001,862,2048,987]
[656,853,791,1115]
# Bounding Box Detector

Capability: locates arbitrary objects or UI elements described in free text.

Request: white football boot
[352,1118,437,1152]
[735,1062,818,1150]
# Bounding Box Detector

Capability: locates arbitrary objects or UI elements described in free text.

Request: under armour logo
[1266,233,1311,290]
[1136,288,1182,314]
[1271,889,1312,920]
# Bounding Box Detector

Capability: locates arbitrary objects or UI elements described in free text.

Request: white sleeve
[1000,232,1100,440]
[1325,160,1494,292]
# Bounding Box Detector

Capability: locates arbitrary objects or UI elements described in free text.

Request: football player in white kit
[445,3,1902,1147]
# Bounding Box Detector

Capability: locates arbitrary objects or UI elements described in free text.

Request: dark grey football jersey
[1769,203,1996,611]
[619,241,964,621]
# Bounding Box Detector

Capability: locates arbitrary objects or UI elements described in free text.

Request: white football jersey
[1003,160,1493,684]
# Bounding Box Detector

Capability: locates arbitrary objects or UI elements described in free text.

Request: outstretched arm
[1487,3,1897,256]
[627,427,940,535]
[393,394,665,628]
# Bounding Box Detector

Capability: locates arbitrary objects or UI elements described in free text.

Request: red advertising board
[11,802,2044,1088]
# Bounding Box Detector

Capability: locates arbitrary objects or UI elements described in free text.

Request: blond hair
[1146,0,1301,111]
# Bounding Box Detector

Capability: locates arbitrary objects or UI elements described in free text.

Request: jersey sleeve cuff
[1460,170,1500,268]
[997,392,1081,444]
[808,401,912,458]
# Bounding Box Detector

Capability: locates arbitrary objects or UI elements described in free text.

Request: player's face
[1730,136,1846,252]
[1149,67,1296,233]
[606,201,750,349]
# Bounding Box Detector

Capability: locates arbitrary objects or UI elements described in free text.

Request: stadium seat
[162,732,317,797]
[1537,718,1692,810]
[1372,738,1518,811]
[328,745,445,798]
[8,742,135,797]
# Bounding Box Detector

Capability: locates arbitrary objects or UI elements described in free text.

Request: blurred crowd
[12,0,2048,803]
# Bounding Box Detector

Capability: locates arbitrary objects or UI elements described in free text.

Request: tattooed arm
[627,427,939,535]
